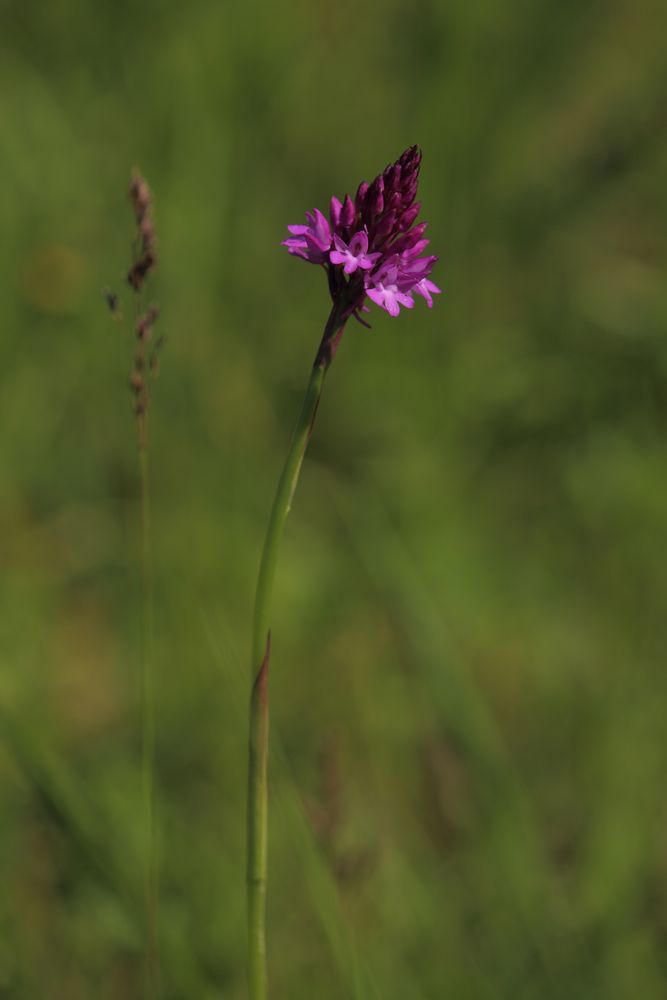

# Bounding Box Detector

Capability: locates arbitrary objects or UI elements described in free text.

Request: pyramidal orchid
[247,147,440,1000]
[283,143,440,346]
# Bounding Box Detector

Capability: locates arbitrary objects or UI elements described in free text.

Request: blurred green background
[2,1,667,997]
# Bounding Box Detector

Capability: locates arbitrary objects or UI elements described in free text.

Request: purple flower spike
[283,145,440,330]
[330,230,381,275]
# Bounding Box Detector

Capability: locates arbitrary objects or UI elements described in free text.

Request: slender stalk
[247,302,346,999]
[138,414,159,997]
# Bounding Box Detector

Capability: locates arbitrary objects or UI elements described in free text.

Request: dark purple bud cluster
[351,145,423,254]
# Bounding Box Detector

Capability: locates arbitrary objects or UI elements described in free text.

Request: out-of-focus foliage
[1,1,666,997]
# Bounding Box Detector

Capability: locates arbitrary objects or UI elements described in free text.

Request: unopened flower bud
[341,195,355,228]
[398,202,421,232]
[355,181,369,211]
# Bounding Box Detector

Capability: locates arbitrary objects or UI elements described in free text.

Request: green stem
[247,302,346,999]
[138,418,159,997]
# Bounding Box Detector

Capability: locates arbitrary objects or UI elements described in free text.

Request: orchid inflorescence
[283,145,440,322]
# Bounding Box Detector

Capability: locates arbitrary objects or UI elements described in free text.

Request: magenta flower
[283,145,441,325]
[413,278,441,308]
[366,260,415,317]
[283,208,332,264]
[330,230,381,275]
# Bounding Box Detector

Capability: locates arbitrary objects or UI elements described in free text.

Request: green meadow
[1,1,666,996]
